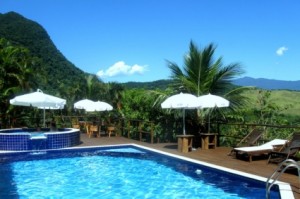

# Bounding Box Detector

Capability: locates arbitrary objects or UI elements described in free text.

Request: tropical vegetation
[1,11,299,147]
[164,41,250,126]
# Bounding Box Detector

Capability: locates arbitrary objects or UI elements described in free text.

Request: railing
[120,119,154,144]
[6,115,300,146]
[266,159,300,199]
[51,116,155,144]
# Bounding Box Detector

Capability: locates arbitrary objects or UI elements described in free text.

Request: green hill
[242,89,300,117]
[0,12,88,96]
[122,79,173,90]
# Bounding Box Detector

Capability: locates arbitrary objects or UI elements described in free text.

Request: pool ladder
[266,159,300,199]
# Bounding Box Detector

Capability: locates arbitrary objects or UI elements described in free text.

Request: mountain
[0,12,88,95]
[122,79,173,90]
[233,77,300,91]
[122,77,300,91]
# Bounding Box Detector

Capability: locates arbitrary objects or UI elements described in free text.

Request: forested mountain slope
[0,12,88,95]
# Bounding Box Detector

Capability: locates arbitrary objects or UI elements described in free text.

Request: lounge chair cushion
[233,139,288,162]
[234,139,287,152]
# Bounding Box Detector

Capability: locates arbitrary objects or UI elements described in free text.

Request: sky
[0,0,299,83]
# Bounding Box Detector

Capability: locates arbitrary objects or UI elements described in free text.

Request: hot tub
[0,128,80,151]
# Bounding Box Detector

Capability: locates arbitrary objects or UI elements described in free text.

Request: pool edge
[0,143,294,199]
[71,143,294,199]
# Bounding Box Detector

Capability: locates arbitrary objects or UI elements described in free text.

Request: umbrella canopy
[90,101,113,112]
[198,93,230,132]
[10,89,66,108]
[10,89,66,126]
[161,93,201,109]
[161,93,201,135]
[197,93,229,108]
[74,99,95,110]
[74,99,113,112]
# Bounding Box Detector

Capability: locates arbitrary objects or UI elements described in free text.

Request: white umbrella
[89,101,113,112]
[74,99,113,135]
[198,93,230,132]
[74,99,113,112]
[161,93,201,135]
[74,99,95,110]
[10,89,66,126]
[197,93,230,108]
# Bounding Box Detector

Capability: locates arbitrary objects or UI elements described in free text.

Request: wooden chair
[72,124,80,129]
[107,126,116,137]
[91,125,100,138]
[86,124,100,138]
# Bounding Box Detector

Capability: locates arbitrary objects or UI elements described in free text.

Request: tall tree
[0,38,38,127]
[167,41,250,110]
[107,82,124,111]
[165,41,251,129]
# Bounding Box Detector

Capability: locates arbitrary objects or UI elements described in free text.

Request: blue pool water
[0,145,280,198]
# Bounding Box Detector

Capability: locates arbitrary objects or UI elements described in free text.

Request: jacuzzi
[0,128,80,151]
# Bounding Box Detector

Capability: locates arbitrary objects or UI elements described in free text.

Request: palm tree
[167,41,250,109]
[0,38,38,127]
[165,41,251,130]
[106,82,124,111]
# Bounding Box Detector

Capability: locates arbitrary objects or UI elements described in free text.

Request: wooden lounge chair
[236,128,264,147]
[268,133,300,164]
[233,139,287,162]
[228,128,264,155]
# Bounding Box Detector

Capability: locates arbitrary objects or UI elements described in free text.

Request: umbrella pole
[183,109,186,135]
[208,112,211,133]
[43,108,45,127]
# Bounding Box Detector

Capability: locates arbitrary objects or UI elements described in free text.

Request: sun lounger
[233,139,287,162]
[268,133,300,164]
[228,128,264,156]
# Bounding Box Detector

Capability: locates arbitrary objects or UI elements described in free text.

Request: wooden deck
[78,133,300,199]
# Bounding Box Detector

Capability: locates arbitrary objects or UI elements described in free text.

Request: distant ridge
[233,77,300,91]
[122,79,173,90]
[122,77,300,91]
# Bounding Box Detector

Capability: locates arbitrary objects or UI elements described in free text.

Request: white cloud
[276,46,288,56]
[96,61,147,78]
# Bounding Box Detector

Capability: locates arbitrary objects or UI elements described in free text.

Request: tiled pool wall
[0,128,80,151]
[0,134,31,151]
[46,131,80,149]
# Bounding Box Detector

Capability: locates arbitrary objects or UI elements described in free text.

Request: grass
[242,89,300,117]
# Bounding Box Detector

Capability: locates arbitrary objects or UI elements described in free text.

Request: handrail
[216,121,300,129]
[266,159,300,199]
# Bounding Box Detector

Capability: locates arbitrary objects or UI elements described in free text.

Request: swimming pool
[0,144,293,198]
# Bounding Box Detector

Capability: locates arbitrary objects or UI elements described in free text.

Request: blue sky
[1,0,299,82]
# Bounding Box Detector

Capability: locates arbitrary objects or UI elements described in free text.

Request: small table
[201,133,217,149]
[176,135,194,153]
